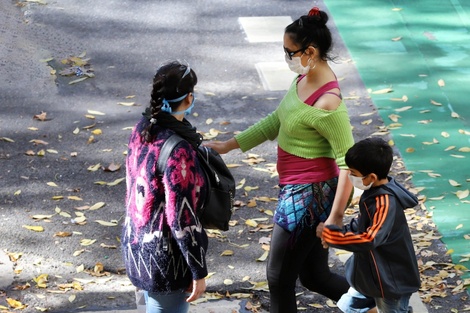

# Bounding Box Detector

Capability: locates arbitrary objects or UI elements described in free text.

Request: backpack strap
[156,134,184,176]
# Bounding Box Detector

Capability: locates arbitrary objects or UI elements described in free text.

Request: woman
[205,7,364,313]
[122,61,208,313]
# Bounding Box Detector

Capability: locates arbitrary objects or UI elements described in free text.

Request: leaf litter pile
[41,52,95,86]
[1,70,469,313]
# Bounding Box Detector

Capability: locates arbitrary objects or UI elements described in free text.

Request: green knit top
[235,79,354,170]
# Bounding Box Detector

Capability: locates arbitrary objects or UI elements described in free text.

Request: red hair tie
[308,7,320,16]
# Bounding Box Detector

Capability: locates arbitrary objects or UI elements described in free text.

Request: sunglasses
[283,46,308,60]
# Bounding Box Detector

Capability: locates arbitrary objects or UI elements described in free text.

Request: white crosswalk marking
[255,62,296,91]
[238,16,292,43]
[240,16,295,91]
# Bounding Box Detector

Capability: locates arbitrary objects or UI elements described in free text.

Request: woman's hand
[324,169,352,228]
[186,278,206,302]
[204,138,240,154]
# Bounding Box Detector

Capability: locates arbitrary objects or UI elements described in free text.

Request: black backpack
[157,134,235,231]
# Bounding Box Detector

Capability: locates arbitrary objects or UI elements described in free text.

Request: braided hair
[285,7,333,61]
[141,60,197,142]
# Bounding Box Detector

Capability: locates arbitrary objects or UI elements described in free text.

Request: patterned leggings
[266,224,349,313]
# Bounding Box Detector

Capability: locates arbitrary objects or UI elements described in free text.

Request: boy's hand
[316,223,329,249]
[321,237,329,249]
[316,222,325,238]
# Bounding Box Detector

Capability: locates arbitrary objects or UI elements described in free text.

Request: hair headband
[182,65,190,79]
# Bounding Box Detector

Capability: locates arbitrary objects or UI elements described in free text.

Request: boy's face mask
[348,174,373,191]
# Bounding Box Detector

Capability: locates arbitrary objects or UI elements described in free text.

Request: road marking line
[239,16,292,43]
[255,62,296,91]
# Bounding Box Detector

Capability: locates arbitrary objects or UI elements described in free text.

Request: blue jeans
[337,287,375,313]
[144,290,190,313]
[375,294,411,313]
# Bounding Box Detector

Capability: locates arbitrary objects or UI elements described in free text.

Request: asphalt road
[0,1,435,313]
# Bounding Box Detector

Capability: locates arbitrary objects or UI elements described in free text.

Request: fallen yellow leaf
[107,177,125,186]
[395,106,412,112]
[22,225,44,232]
[89,202,106,210]
[245,219,258,227]
[371,87,393,94]
[220,250,234,256]
[33,274,49,288]
[6,298,27,309]
[80,239,96,246]
[87,110,106,115]
[256,250,269,262]
[455,189,469,199]
[95,220,118,227]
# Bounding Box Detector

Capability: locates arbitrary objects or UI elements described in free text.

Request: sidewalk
[80,299,267,313]
[79,247,428,313]
[0,247,428,312]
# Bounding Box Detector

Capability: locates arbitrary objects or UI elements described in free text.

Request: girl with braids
[122,60,208,313]
[206,7,376,313]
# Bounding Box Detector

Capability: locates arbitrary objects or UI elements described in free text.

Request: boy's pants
[375,294,411,313]
[337,287,375,313]
[338,287,412,313]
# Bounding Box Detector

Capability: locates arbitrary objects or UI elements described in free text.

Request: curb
[79,299,268,313]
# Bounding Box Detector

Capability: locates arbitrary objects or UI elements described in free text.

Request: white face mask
[285,54,310,75]
[348,174,373,191]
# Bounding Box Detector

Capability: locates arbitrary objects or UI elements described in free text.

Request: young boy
[322,137,420,313]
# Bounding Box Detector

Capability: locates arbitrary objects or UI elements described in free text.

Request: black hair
[285,8,333,61]
[345,137,393,180]
[141,60,197,142]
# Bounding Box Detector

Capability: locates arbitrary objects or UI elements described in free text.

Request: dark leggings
[267,224,349,313]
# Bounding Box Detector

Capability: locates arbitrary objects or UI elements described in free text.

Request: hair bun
[308,7,320,17]
[303,7,328,26]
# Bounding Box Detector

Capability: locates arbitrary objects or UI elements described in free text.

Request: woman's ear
[305,46,316,57]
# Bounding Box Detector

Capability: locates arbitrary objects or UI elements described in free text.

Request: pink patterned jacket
[122,117,208,293]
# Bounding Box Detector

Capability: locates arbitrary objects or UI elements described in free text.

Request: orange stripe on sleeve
[323,194,390,247]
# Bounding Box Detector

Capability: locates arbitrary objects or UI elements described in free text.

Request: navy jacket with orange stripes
[323,177,420,299]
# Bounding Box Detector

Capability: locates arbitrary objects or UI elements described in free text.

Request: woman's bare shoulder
[314,92,342,111]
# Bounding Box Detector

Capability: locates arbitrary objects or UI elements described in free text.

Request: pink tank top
[277,78,342,185]
[298,75,342,105]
